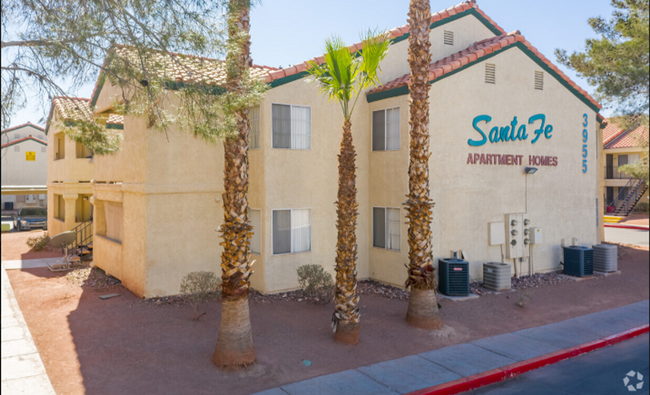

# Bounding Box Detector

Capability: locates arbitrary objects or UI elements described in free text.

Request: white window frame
[271,103,312,150]
[271,208,312,255]
[249,105,261,150]
[248,208,262,255]
[372,107,400,151]
[372,206,401,252]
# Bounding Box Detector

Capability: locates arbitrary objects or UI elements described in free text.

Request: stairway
[612,180,648,217]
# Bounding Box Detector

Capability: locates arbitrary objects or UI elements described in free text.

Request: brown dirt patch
[6,245,649,395]
[1,230,63,261]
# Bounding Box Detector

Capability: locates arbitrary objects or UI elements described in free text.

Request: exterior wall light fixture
[524,167,538,175]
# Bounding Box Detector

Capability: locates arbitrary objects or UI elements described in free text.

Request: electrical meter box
[505,213,524,259]
[522,213,531,257]
[530,227,543,244]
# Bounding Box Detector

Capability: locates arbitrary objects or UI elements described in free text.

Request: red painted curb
[407,324,649,395]
[604,224,649,231]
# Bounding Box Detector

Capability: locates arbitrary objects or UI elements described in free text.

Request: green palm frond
[307,30,389,120]
[359,30,391,90]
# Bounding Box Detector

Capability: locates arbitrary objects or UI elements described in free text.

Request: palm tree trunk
[405,0,443,330]
[332,119,360,344]
[212,0,256,368]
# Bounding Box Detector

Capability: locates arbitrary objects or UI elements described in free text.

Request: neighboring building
[1,123,48,211]
[55,1,603,298]
[1,122,47,145]
[601,118,649,215]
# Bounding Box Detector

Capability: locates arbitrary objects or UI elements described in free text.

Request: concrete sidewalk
[1,262,56,395]
[254,300,650,395]
[2,258,60,270]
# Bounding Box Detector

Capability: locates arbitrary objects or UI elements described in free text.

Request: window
[26,194,36,204]
[272,209,311,254]
[14,145,20,152]
[55,133,65,159]
[272,104,311,149]
[250,105,261,150]
[485,63,496,84]
[104,202,123,242]
[444,31,454,46]
[535,71,544,90]
[373,207,401,251]
[249,209,261,254]
[372,108,400,151]
[76,141,92,158]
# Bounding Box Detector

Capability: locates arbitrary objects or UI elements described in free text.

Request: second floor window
[372,108,400,151]
[272,104,311,150]
[250,105,261,150]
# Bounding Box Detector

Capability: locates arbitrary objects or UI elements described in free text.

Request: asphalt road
[464,333,650,395]
[605,227,650,247]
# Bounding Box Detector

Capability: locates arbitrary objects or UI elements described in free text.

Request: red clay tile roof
[90,46,278,108]
[106,114,124,125]
[1,136,47,148]
[112,46,278,86]
[1,122,44,134]
[604,121,649,149]
[263,0,505,84]
[602,121,627,145]
[52,97,93,122]
[366,31,602,110]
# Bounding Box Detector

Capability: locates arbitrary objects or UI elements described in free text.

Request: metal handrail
[604,165,632,179]
[70,219,93,250]
[613,180,647,215]
[609,177,639,207]
[616,180,647,215]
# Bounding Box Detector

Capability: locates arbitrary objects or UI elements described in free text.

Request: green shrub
[180,271,222,321]
[26,232,50,251]
[297,264,334,304]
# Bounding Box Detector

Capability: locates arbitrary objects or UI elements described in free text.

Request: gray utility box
[593,244,618,273]
[483,262,511,292]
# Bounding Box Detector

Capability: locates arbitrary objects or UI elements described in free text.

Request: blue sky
[8,0,616,129]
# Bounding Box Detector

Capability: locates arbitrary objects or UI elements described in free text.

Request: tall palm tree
[307,32,390,344]
[212,0,257,367]
[404,0,443,329]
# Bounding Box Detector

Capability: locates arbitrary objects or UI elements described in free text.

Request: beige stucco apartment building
[45,97,101,236]
[52,1,604,298]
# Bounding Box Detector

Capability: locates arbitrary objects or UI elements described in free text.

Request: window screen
[273,210,292,254]
[373,207,400,251]
[372,108,400,151]
[372,111,386,151]
[273,209,311,254]
[250,105,261,149]
[373,208,386,248]
[272,104,311,149]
